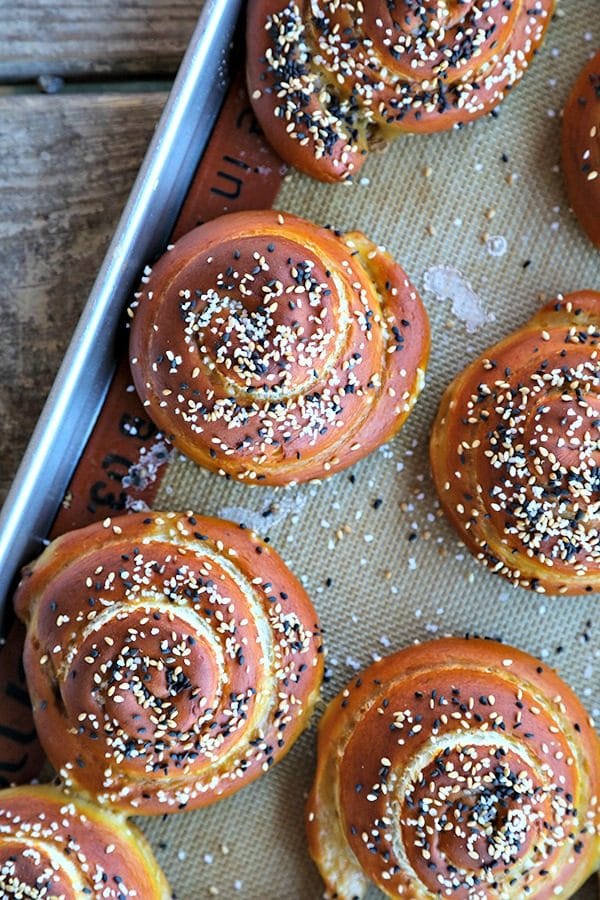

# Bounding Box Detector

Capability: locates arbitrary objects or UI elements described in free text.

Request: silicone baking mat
[131,3,600,897]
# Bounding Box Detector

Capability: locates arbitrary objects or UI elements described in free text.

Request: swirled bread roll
[129,210,429,485]
[430,291,600,594]
[0,783,170,897]
[562,49,600,248]
[247,0,555,182]
[307,637,600,899]
[14,511,323,815]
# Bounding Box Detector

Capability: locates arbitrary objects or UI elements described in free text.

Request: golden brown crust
[0,783,171,898]
[246,0,555,182]
[307,637,600,899]
[562,50,600,248]
[430,291,600,594]
[14,511,323,815]
[129,209,430,485]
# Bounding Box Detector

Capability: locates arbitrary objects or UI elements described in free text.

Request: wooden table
[0,0,204,504]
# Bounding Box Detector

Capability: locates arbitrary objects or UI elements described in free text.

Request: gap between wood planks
[0,78,173,96]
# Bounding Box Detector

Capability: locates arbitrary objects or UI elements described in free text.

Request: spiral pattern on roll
[431,291,600,594]
[15,512,323,815]
[0,784,170,898]
[247,0,555,181]
[562,50,600,247]
[307,637,600,899]
[129,210,429,485]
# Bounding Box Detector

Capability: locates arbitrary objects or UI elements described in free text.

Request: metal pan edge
[0,0,243,618]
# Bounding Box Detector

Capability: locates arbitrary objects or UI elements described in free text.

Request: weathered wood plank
[0,92,167,503]
[0,1,204,81]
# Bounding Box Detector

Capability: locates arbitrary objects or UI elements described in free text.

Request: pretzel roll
[307,637,600,899]
[14,511,323,815]
[247,0,555,182]
[431,291,600,594]
[562,50,600,247]
[129,210,429,485]
[0,783,170,898]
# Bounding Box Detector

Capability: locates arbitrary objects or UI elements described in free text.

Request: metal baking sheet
[0,2,598,899]
[0,0,242,616]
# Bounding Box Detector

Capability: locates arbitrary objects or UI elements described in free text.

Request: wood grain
[0,0,204,81]
[0,92,167,504]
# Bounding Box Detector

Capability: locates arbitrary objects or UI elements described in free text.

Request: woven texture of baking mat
[139,3,600,897]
